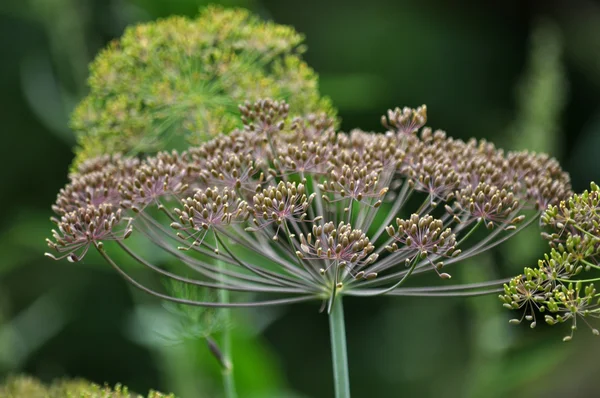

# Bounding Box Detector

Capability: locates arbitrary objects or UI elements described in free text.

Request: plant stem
[218,260,237,398]
[456,220,482,247]
[329,295,350,398]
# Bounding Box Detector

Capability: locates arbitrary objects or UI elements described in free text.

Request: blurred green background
[1,0,600,397]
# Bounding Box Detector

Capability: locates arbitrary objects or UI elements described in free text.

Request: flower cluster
[70,6,336,167]
[47,100,572,311]
[501,182,600,340]
[0,375,174,398]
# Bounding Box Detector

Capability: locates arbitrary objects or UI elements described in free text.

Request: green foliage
[508,19,567,154]
[0,375,175,397]
[0,375,46,397]
[162,280,228,343]
[70,5,337,166]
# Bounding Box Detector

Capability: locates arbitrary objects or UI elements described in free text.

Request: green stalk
[456,220,482,248]
[329,296,350,398]
[218,260,237,398]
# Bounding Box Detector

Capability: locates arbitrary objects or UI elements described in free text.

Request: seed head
[386,214,457,271]
[239,98,290,135]
[299,221,377,275]
[454,182,520,229]
[174,187,248,233]
[405,157,459,203]
[382,105,427,135]
[53,170,122,216]
[320,165,386,206]
[120,151,190,211]
[275,140,331,175]
[46,204,132,262]
[199,152,264,192]
[250,181,316,233]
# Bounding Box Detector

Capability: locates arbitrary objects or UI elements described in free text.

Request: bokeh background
[1,0,600,397]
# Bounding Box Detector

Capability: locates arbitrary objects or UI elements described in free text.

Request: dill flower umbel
[48,100,571,306]
[502,182,600,340]
[47,100,571,397]
[70,6,336,166]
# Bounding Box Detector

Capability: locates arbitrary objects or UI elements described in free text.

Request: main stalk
[329,296,351,398]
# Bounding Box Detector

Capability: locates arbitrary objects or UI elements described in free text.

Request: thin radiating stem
[95,242,314,307]
[215,231,317,291]
[134,215,292,287]
[353,256,419,296]
[370,180,413,242]
[382,288,503,297]
[348,278,508,296]
[117,241,306,294]
[361,211,540,288]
